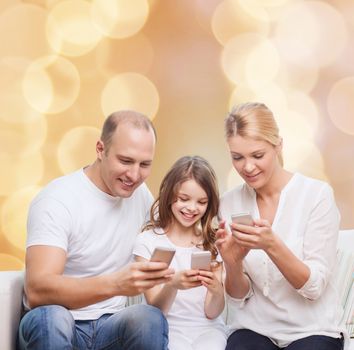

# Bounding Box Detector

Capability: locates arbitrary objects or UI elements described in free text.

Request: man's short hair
[100,110,156,152]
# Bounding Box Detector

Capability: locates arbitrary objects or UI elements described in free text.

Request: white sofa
[1,230,353,350]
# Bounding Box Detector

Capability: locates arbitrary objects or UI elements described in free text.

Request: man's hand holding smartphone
[150,246,176,266]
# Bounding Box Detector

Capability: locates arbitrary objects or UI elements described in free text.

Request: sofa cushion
[336,230,354,338]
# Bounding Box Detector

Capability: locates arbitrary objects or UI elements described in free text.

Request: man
[18,111,174,350]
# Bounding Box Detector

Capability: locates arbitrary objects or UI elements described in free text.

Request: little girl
[133,156,227,350]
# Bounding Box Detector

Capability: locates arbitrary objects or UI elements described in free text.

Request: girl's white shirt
[220,172,349,348]
[133,228,226,332]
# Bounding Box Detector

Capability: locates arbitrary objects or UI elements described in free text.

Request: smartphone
[191,251,211,270]
[150,246,176,266]
[231,212,254,226]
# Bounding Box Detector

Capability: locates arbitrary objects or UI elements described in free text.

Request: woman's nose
[244,160,255,173]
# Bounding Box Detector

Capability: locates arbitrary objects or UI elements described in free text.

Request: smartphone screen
[191,251,211,270]
[150,247,176,266]
[231,213,254,226]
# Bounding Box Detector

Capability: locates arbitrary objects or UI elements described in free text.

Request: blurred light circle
[194,0,221,35]
[237,0,270,21]
[211,0,269,46]
[228,85,256,109]
[0,254,24,270]
[255,0,290,6]
[245,39,280,89]
[327,77,354,136]
[227,167,244,190]
[275,110,317,146]
[287,91,318,131]
[324,135,354,183]
[0,4,50,59]
[229,83,287,119]
[1,186,41,251]
[95,34,154,78]
[0,1,20,12]
[22,55,80,114]
[57,126,101,174]
[0,153,44,196]
[283,139,326,180]
[46,0,102,56]
[274,1,347,68]
[91,0,149,39]
[0,116,47,156]
[221,33,266,85]
[276,61,319,93]
[0,57,44,124]
[101,72,159,119]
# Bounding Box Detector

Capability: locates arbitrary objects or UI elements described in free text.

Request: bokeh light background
[1,0,354,270]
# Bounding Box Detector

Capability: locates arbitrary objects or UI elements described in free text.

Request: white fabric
[168,327,227,350]
[0,271,24,350]
[133,229,227,349]
[220,172,349,348]
[24,168,153,320]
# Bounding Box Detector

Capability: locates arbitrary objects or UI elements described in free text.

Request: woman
[216,102,348,350]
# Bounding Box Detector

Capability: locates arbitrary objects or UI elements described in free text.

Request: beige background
[1,0,353,270]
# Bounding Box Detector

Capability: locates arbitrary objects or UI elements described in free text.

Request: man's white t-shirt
[25,168,153,320]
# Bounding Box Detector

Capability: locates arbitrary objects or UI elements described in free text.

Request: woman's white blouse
[219,172,348,348]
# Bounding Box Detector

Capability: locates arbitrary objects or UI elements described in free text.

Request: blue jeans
[17,304,168,350]
[226,329,344,350]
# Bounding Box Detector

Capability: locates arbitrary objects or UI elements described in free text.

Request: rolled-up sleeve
[226,273,254,308]
[296,184,340,300]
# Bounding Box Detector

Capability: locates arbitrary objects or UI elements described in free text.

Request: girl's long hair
[143,156,219,258]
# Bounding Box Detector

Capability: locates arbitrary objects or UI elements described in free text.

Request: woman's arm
[216,222,251,299]
[233,222,311,289]
[232,185,340,299]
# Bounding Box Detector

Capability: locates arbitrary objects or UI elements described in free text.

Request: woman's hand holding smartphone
[231,212,254,226]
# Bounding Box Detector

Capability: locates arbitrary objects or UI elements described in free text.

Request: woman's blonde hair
[143,156,219,258]
[225,102,283,166]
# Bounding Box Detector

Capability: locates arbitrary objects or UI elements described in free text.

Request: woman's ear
[276,137,283,153]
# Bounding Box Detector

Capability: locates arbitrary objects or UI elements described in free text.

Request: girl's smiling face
[171,179,208,229]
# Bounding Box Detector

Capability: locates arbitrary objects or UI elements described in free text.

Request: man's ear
[96,140,105,160]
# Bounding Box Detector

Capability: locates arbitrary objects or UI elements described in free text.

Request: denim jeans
[17,304,168,350]
[226,329,344,350]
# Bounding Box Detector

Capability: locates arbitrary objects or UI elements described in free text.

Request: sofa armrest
[0,271,24,350]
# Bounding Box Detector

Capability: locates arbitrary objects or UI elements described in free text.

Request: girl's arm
[135,256,201,315]
[198,263,225,319]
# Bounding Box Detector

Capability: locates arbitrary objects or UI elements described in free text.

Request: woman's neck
[256,167,293,201]
[255,168,293,224]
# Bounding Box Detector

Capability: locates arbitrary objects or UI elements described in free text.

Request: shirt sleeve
[26,196,72,251]
[296,184,340,300]
[133,233,154,260]
[225,273,254,308]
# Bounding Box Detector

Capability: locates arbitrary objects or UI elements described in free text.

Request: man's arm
[25,245,174,309]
